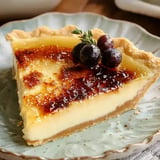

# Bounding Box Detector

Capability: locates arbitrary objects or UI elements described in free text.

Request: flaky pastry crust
[6,25,105,41]
[7,25,160,73]
[114,38,160,73]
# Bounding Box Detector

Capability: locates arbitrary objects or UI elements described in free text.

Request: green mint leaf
[88,30,92,38]
[72,28,96,45]
[72,28,83,35]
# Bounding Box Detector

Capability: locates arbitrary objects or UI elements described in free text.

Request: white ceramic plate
[0,12,160,160]
[115,0,160,19]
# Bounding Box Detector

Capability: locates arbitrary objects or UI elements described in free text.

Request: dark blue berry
[101,48,122,68]
[97,35,113,51]
[80,44,101,67]
[72,42,86,63]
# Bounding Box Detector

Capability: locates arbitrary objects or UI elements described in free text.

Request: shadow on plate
[0,68,25,146]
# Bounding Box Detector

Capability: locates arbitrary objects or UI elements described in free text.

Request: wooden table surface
[0,0,160,160]
[54,0,160,37]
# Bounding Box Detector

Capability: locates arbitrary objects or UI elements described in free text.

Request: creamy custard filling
[14,44,137,115]
[23,78,148,141]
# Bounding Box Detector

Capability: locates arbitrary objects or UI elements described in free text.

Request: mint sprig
[72,28,96,45]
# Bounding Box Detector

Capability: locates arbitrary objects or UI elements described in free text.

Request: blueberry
[97,35,113,51]
[72,42,86,63]
[80,44,101,67]
[101,48,122,68]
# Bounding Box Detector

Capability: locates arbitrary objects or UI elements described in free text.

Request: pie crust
[7,25,160,71]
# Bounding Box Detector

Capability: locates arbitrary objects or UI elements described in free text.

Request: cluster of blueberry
[72,33,122,68]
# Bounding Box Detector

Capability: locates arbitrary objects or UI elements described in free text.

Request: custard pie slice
[7,25,160,146]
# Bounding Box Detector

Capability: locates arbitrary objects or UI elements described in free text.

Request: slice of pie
[7,25,160,146]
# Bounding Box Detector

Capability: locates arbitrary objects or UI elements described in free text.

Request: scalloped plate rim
[1,12,160,40]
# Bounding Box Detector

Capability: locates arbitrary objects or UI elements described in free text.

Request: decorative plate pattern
[0,12,160,160]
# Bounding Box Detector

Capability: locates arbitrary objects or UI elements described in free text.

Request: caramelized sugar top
[23,71,42,88]
[43,65,136,113]
[15,46,72,68]
[16,46,136,114]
